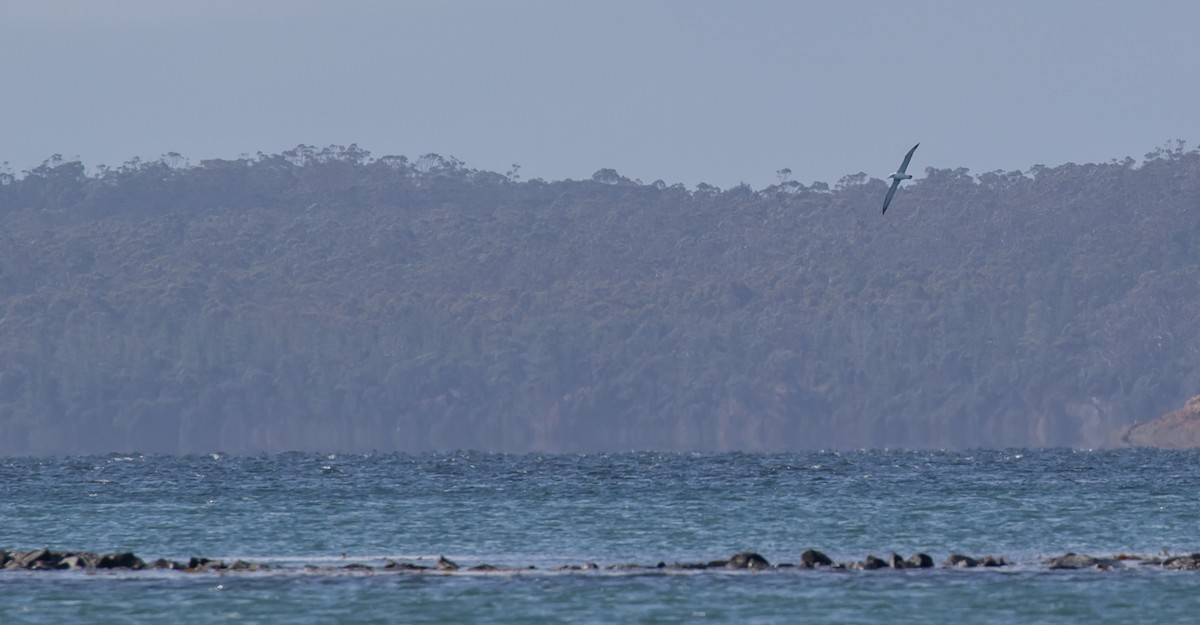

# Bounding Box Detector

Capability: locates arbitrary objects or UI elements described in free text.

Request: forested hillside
[1,144,1197,454]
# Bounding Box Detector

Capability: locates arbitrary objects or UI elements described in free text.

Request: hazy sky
[3,1,1198,189]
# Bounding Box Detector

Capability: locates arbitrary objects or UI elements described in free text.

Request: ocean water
[3,449,1200,623]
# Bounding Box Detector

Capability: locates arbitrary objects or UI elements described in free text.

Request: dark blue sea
[4,449,1200,623]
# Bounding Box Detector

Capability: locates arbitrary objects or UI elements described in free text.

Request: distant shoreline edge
[1115,395,1200,449]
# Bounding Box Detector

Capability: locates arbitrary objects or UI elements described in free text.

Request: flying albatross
[881,143,919,214]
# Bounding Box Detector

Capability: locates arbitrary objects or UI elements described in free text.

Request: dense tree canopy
[1,143,1197,454]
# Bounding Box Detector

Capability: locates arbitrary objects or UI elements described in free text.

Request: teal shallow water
[4,450,1200,623]
[8,567,1200,625]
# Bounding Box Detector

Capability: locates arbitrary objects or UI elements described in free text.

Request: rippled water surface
[4,449,1200,623]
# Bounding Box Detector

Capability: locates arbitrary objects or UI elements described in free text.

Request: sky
[3,0,1199,190]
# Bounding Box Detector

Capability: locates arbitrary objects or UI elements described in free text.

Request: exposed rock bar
[3,548,1197,574]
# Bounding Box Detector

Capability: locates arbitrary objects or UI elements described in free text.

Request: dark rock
[670,562,710,570]
[59,554,96,570]
[859,555,888,570]
[944,554,979,568]
[341,563,372,571]
[1044,553,1093,569]
[97,552,145,570]
[800,549,833,568]
[559,562,600,571]
[905,553,934,568]
[1163,554,1200,570]
[1044,553,1113,570]
[979,556,1007,567]
[706,559,729,568]
[15,548,56,569]
[469,564,498,571]
[437,556,459,571]
[188,556,214,571]
[187,557,223,571]
[887,553,906,569]
[384,560,429,571]
[726,552,770,570]
[152,558,185,570]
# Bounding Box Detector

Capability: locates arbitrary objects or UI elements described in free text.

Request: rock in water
[15,549,57,569]
[906,553,934,568]
[384,560,429,571]
[726,552,770,569]
[669,561,711,570]
[11,549,40,569]
[944,554,979,568]
[59,554,88,570]
[1162,554,1200,570]
[1044,553,1111,570]
[800,549,833,568]
[188,557,222,571]
[97,552,145,570]
[858,555,888,570]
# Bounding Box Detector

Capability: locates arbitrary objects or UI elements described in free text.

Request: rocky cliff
[1117,396,1200,449]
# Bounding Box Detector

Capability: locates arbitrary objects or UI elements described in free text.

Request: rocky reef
[0,549,267,572]
[5,548,1200,574]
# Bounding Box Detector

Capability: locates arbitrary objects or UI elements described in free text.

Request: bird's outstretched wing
[896,143,920,175]
[882,178,901,214]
